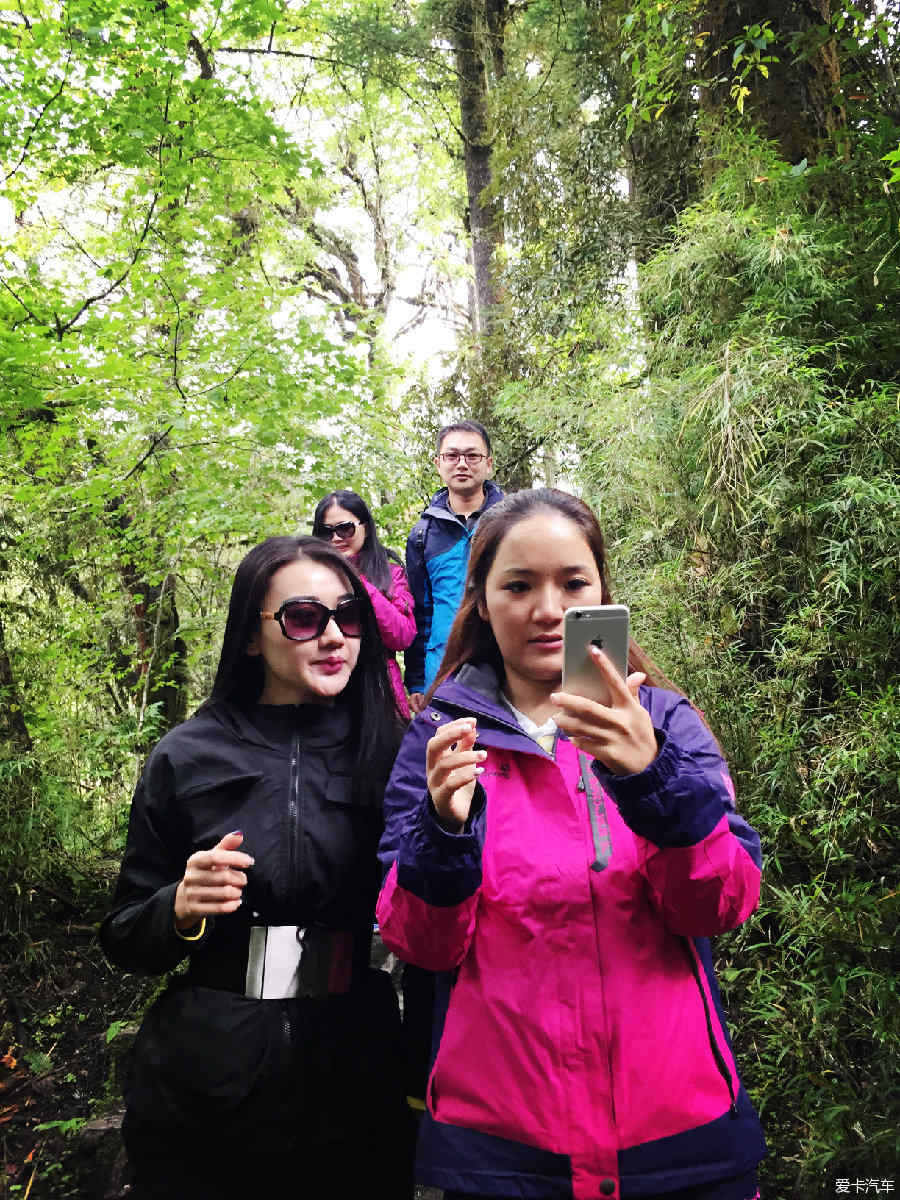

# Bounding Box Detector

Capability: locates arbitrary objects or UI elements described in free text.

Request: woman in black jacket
[101,536,411,1200]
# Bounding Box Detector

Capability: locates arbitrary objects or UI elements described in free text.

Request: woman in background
[313,489,416,719]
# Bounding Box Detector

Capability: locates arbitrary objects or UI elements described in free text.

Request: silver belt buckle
[245,925,305,999]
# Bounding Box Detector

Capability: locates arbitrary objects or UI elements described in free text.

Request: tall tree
[448,0,509,334]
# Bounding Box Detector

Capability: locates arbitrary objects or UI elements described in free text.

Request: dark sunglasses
[317,520,359,540]
[260,597,363,642]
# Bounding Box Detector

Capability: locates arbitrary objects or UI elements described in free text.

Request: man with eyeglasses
[404,419,504,715]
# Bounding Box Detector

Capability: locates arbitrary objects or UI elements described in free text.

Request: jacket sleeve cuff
[403,655,424,692]
[427,781,486,834]
[592,730,724,847]
[162,881,215,951]
[395,785,485,907]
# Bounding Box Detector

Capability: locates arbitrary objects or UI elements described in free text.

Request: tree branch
[0,276,45,325]
[161,278,188,400]
[121,426,174,482]
[193,350,259,395]
[217,45,466,144]
[55,192,159,338]
[2,57,70,184]
[503,438,544,477]
[188,34,215,79]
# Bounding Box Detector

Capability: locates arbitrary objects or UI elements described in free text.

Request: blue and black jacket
[403,480,504,693]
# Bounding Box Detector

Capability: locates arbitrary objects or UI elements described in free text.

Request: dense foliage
[2,0,898,1194]
[0,0,445,934]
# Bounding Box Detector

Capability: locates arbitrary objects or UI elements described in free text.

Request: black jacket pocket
[125,982,285,1135]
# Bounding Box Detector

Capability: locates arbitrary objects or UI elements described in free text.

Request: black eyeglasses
[260,597,363,642]
[317,520,359,540]
[439,451,486,465]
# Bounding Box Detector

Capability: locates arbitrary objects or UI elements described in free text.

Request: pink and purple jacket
[358,561,416,719]
[377,662,766,1199]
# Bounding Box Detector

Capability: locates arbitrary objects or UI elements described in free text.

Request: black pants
[125,972,414,1200]
[402,961,436,1101]
[128,1145,411,1199]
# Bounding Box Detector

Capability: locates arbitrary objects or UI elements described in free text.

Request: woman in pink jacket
[313,490,416,719]
[376,488,766,1200]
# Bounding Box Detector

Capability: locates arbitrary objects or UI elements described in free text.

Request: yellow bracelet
[175,916,207,941]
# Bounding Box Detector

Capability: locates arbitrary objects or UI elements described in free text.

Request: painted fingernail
[474,767,485,775]
[229,829,243,836]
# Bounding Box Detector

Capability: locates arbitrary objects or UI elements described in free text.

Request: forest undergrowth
[0,871,155,1199]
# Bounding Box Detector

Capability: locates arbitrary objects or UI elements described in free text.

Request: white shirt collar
[501,694,557,748]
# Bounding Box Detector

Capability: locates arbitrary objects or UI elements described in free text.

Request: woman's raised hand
[173,831,255,931]
[551,645,657,776]
[426,718,486,831]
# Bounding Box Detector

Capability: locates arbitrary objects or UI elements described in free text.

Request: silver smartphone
[561,605,630,706]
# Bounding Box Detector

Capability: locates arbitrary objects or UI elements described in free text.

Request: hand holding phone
[562,605,630,707]
[555,604,657,774]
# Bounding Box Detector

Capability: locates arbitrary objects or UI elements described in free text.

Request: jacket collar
[205,696,353,753]
[431,662,552,755]
[421,479,504,522]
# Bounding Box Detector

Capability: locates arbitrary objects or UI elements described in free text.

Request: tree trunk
[0,610,32,757]
[106,490,188,744]
[123,567,188,744]
[136,572,189,737]
[699,0,845,164]
[450,0,505,336]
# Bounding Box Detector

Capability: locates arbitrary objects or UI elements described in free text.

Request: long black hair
[207,536,403,792]
[311,490,401,596]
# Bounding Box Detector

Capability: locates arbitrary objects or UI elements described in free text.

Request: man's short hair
[436,419,492,456]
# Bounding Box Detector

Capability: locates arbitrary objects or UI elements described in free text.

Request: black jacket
[101,699,402,1152]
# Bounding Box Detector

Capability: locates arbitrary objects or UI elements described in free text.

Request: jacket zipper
[578,752,612,872]
[285,730,302,1053]
[683,940,739,1118]
[289,730,301,893]
[575,743,617,1126]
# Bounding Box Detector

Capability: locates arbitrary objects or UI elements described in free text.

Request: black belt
[188,925,362,999]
